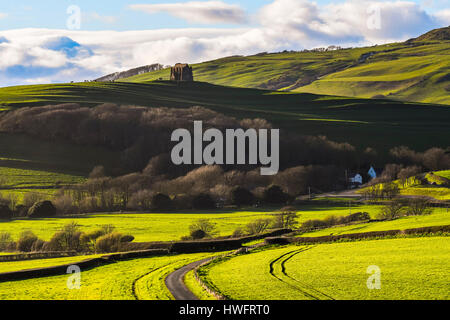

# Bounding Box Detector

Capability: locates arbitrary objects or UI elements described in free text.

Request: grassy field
[0,28,447,302]
[0,133,121,176]
[0,255,102,273]
[0,165,85,202]
[0,204,384,242]
[184,269,216,300]
[357,170,450,200]
[0,81,449,154]
[0,188,57,203]
[295,42,450,105]
[0,132,121,203]
[435,170,450,180]
[122,45,392,88]
[399,186,450,200]
[0,252,217,300]
[0,133,120,202]
[133,252,222,300]
[0,166,84,189]
[298,207,450,237]
[0,204,446,242]
[201,237,450,300]
[121,40,450,105]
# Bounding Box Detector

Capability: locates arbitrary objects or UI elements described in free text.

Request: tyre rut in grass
[269,246,334,300]
[133,261,186,300]
[134,257,205,300]
[132,263,174,300]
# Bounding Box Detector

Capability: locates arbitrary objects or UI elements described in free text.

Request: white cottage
[350,174,363,184]
[368,166,377,180]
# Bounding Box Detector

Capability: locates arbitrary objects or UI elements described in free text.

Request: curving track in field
[133,260,191,300]
[133,256,216,300]
[132,263,173,300]
[164,258,214,300]
[269,246,335,300]
[161,247,336,301]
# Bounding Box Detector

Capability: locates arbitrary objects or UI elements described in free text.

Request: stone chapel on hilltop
[170,63,194,81]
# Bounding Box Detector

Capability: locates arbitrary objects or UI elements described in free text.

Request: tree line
[0,103,448,216]
[0,103,375,173]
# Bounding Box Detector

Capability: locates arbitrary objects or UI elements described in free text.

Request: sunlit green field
[0,165,84,202]
[0,188,57,203]
[357,170,450,200]
[0,164,85,202]
[435,170,450,180]
[201,237,450,300]
[299,208,450,237]
[0,255,102,273]
[133,252,222,300]
[0,252,217,300]
[0,204,382,242]
[0,166,84,188]
[184,269,216,300]
[399,187,450,200]
[426,171,450,185]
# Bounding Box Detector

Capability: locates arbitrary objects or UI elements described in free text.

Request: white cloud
[0,1,449,86]
[433,9,450,25]
[27,47,68,68]
[0,43,26,68]
[0,13,7,19]
[129,1,247,24]
[258,0,443,47]
[0,28,259,86]
[23,77,53,84]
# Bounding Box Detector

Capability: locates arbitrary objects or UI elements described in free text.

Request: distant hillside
[120,27,450,105]
[409,26,450,42]
[95,64,165,82]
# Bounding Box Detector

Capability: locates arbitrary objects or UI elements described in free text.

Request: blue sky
[0,0,266,30]
[0,0,448,86]
[0,0,445,30]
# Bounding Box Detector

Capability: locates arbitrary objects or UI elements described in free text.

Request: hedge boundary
[238,228,292,242]
[0,229,295,282]
[192,257,228,300]
[0,249,169,282]
[0,251,78,262]
[190,243,273,301]
[0,229,292,263]
[265,225,450,245]
[120,228,293,254]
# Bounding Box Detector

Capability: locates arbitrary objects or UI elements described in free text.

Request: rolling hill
[0,27,449,179]
[94,64,164,82]
[0,81,449,155]
[409,26,450,42]
[120,27,450,105]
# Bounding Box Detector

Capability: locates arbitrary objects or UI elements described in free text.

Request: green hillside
[411,26,450,42]
[356,169,450,200]
[0,133,120,200]
[121,31,450,105]
[121,44,400,89]
[0,81,449,153]
[201,237,450,300]
[0,133,119,175]
[296,42,450,105]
